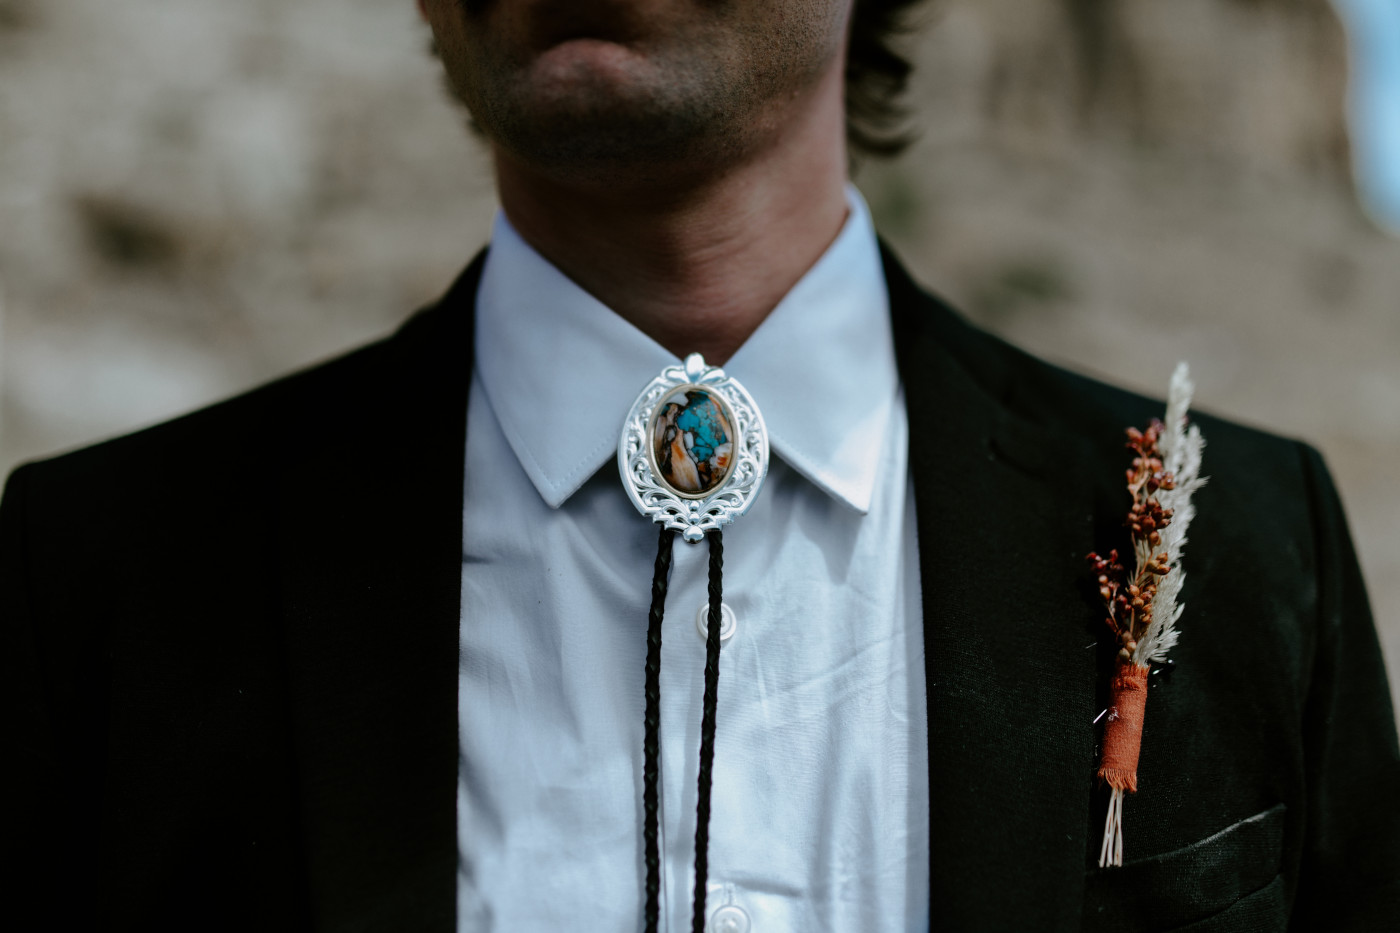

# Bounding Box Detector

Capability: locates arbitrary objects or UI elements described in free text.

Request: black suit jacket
[4,248,1398,931]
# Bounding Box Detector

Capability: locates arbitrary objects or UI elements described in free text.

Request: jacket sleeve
[0,465,94,921]
[0,466,57,905]
[1290,444,1400,928]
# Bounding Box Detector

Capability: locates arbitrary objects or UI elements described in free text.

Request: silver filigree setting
[617,353,769,542]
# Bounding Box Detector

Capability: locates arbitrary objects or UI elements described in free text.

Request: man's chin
[481,48,731,177]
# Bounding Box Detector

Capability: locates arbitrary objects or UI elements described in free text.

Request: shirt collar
[473,184,896,514]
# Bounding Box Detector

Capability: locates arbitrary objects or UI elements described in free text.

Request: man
[3,1,1398,930]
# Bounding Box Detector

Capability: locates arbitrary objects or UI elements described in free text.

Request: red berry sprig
[1088,421,1179,663]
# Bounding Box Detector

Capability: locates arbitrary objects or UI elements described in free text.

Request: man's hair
[846,0,926,159]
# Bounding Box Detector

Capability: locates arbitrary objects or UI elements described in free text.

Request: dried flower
[1087,363,1207,867]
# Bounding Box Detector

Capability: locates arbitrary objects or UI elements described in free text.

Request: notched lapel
[887,247,1101,931]
[276,257,483,932]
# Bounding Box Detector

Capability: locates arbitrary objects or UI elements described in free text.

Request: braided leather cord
[643,524,674,933]
[690,530,724,933]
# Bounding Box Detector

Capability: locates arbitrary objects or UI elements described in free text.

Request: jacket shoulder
[3,337,390,528]
[5,264,478,497]
[7,252,485,499]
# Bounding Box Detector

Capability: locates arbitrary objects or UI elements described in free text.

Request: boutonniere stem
[1088,363,1207,867]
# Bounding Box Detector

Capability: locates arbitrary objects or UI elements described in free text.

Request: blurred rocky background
[2,0,1398,708]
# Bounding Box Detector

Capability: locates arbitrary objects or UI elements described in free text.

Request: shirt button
[708,904,750,933]
[694,601,737,644]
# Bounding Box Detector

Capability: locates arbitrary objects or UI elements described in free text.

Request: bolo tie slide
[617,353,769,933]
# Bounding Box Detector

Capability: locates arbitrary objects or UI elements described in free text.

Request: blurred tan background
[2,0,1397,710]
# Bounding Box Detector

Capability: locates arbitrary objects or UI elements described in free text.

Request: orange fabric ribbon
[1098,661,1150,793]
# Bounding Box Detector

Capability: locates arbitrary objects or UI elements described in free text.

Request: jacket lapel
[886,247,1101,931]
[276,257,483,931]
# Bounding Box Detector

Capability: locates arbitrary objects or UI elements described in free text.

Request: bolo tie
[616,352,769,933]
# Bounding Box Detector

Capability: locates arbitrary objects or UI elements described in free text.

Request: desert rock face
[967,0,1353,182]
[2,1,1397,707]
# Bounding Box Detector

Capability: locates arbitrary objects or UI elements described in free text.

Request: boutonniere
[1087,363,1207,867]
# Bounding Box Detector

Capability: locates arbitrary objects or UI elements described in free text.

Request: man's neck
[491,71,850,366]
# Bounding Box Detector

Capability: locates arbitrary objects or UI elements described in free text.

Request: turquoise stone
[651,387,734,496]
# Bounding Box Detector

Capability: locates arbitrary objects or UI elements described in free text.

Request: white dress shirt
[457,186,929,932]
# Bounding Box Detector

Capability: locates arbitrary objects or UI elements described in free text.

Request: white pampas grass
[1132,363,1207,666]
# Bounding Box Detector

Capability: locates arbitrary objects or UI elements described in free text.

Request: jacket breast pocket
[1083,803,1288,932]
